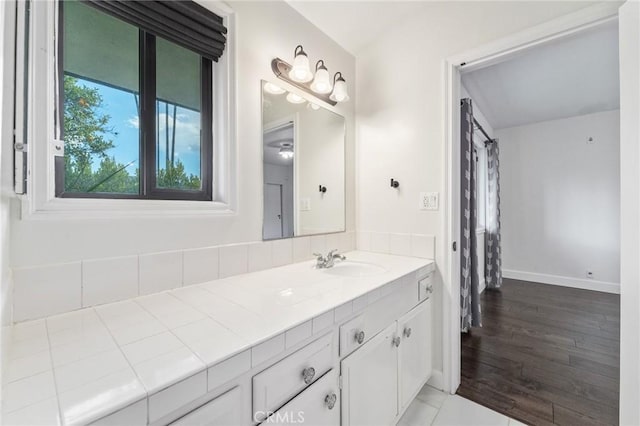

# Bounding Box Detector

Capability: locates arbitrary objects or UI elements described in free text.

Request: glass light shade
[263,82,286,95]
[289,51,313,83]
[310,65,332,94]
[330,78,350,102]
[286,92,306,104]
[308,103,320,110]
[279,146,294,159]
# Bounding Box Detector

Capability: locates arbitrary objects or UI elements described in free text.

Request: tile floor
[398,385,526,426]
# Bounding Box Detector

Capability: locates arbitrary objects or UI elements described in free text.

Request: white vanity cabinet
[398,301,432,410]
[170,387,243,426]
[340,299,432,426]
[340,322,399,426]
[265,370,340,426]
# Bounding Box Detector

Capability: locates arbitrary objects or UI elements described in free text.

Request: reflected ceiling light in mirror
[310,60,332,94]
[308,103,320,111]
[289,45,313,83]
[264,82,286,95]
[286,92,306,104]
[279,143,294,159]
[330,72,350,103]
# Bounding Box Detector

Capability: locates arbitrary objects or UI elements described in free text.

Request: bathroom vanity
[2,252,434,426]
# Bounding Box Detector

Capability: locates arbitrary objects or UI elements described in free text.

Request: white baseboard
[502,269,620,294]
[479,279,486,294]
[427,369,444,390]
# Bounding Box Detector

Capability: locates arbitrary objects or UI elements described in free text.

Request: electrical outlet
[586,271,594,279]
[419,192,439,210]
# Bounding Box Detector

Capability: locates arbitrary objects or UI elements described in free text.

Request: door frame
[441,0,621,397]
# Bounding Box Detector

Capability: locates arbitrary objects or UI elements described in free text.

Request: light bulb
[330,72,350,102]
[286,92,306,104]
[264,82,286,95]
[288,45,313,83]
[279,145,294,159]
[310,60,332,94]
[308,103,320,111]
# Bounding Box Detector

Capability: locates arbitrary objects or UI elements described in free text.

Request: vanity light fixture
[330,72,350,103]
[289,45,313,83]
[308,103,320,111]
[263,82,286,95]
[286,92,306,104]
[271,46,350,106]
[310,60,332,94]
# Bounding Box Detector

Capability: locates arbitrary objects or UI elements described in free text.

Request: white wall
[297,108,345,235]
[497,110,620,291]
[355,0,599,386]
[7,0,356,269]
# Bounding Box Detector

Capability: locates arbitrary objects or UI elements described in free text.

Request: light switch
[300,198,311,211]
[419,192,439,210]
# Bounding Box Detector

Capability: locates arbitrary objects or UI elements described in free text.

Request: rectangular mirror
[262,80,346,240]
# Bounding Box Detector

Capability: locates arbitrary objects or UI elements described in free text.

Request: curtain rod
[473,118,495,145]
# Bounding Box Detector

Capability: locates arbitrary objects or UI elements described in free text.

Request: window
[57,0,218,201]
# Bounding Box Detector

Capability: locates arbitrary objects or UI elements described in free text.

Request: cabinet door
[341,322,398,426]
[171,387,242,426]
[398,300,432,410]
[265,370,339,426]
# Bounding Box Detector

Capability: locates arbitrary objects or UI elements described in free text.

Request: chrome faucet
[314,249,346,269]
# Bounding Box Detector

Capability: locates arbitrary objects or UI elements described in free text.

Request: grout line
[43,319,64,425]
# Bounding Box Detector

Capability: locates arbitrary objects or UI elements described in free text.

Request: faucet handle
[327,249,338,257]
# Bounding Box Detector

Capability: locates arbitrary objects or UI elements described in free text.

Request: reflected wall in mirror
[262,81,346,240]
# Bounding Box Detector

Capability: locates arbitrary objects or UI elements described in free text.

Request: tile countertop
[2,251,434,426]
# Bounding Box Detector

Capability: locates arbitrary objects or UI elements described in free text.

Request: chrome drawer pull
[302,367,316,385]
[403,327,412,338]
[354,330,365,344]
[325,393,337,410]
[393,336,401,347]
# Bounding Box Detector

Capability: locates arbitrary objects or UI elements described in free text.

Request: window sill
[21,196,236,220]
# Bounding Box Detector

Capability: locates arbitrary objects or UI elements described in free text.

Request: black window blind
[81,0,227,61]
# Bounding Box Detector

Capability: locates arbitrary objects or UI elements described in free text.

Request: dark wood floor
[458,278,620,426]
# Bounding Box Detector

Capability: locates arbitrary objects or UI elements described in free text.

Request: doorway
[441,2,639,424]
[264,183,284,239]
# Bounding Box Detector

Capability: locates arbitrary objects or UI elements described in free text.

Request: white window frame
[18,0,237,219]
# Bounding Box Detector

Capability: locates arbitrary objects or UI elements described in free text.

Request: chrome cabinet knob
[325,393,337,410]
[355,330,365,344]
[426,284,434,293]
[403,327,412,338]
[393,336,401,347]
[302,367,316,384]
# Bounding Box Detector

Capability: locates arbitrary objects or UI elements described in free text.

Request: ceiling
[461,20,620,130]
[287,1,426,55]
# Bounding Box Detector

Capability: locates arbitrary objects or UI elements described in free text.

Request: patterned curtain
[460,99,481,332]
[486,140,503,289]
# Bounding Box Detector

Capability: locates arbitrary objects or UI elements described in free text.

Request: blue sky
[80,79,202,177]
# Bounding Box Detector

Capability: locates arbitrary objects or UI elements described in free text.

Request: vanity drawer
[262,369,339,426]
[339,314,366,357]
[418,273,434,302]
[253,333,333,421]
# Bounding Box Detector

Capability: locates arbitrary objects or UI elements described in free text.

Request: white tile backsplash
[357,231,435,260]
[139,251,182,295]
[13,263,82,322]
[272,239,293,267]
[82,256,138,307]
[411,234,436,259]
[219,244,249,278]
[370,232,390,253]
[11,233,359,323]
[182,247,219,286]
[247,242,272,273]
[389,233,411,256]
[292,237,312,262]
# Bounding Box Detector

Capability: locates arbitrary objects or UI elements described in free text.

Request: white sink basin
[323,261,387,277]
